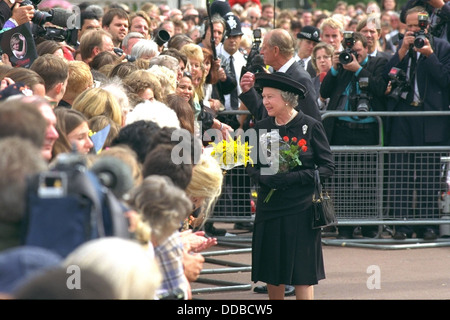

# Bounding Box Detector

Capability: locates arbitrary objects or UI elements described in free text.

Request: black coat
[247,111,335,223]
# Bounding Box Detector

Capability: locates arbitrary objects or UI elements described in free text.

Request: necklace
[275,110,298,126]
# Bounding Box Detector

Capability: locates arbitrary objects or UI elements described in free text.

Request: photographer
[320,31,388,239]
[401,0,450,43]
[384,6,450,240]
[320,32,388,144]
[0,0,34,30]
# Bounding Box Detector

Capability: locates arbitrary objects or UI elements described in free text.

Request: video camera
[339,32,358,65]
[387,67,411,101]
[241,28,266,77]
[413,13,429,49]
[23,0,78,47]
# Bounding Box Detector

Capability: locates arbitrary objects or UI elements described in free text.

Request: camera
[356,77,370,112]
[23,0,79,47]
[241,28,265,77]
[21,0,51,26]
[339,32,358,65]
[153,28,171,47]
[113,48,136,62]
[413,13,429,49]
[348,77,370,113]
[388,67,410,101]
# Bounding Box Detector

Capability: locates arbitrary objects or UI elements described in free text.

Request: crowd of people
[0,0,449,300]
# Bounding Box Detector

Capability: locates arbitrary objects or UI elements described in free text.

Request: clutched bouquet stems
[260,131,307,203]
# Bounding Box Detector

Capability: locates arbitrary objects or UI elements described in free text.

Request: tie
[407,52,417,104]
[229,55,239,109]
[298,59,305,68]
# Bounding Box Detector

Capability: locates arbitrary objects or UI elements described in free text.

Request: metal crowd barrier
[319,111,450,248]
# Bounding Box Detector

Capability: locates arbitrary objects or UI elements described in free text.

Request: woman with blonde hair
[179,43,205,119]
[185,152,224,231]
[72,87,123,127]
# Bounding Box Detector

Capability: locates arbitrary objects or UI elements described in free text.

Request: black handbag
[312,169,337,229]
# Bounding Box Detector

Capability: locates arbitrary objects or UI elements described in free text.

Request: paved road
[191,225,450,300]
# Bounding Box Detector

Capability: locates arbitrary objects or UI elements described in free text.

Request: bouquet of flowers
[259,131,307,202]
[208,137,253,170]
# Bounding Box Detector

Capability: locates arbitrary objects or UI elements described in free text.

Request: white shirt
[277,57,297,73]
[217,46,246,110]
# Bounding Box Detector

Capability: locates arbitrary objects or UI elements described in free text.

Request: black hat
[297,26,321,42]
[210,0,232,18]
[225,14,243,37]
[255,72,306,98]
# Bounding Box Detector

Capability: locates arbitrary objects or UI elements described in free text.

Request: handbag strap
[314,169,322,199]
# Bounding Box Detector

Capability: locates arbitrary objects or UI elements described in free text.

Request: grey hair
[122,32,145,48]
[281,91,299,109]
[131,39,159,60]
[148,55,179,75]
[267,29,295,57]
[127,175,192,244]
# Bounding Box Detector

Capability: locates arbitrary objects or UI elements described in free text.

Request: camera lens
[339,51,353,65]
[357,101,369,112]
[414,35,426,48]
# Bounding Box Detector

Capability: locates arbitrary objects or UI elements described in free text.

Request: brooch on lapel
[302,124,308,135]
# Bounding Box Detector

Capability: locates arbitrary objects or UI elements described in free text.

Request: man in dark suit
[320,32,389,239]
[239,28,321,122]
[356,15,393,60]
[383,6,450,240]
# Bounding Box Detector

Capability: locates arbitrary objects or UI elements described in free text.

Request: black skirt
[251,208,325,286]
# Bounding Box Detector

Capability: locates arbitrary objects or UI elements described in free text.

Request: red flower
[283,136,289,142]
[301,145,308,152]
[291,137,297,143]
[298,139,306,147]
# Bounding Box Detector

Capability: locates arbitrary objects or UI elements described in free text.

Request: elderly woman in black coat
[247,72,335,300]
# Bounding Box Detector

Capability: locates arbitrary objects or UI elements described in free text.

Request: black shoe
[337,227,354,239]
[423,228,438,241]
[234,222,254,231]
[393,227,412,240]
[204,223,226,236]
[253,285,268,294]
[337,231,353,239]
[392,231,407,240]
[253,285,295,296]
[361,230,378,238]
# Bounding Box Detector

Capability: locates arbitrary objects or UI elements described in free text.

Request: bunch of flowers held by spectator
[208,137,253,170]
[260,131,307,202]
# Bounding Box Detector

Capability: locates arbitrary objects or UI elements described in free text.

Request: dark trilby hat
[297,25,321,42]
[255,72,306,99]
